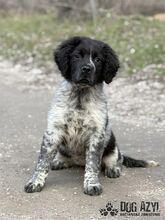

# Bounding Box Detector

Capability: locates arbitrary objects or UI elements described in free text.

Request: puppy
[24,36,159,196]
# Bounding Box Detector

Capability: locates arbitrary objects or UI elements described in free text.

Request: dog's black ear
[54,37,81,80]
[102,44,120,84]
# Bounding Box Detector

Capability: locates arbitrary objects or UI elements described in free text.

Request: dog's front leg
[24,130,60,193]
[83,134,104,196]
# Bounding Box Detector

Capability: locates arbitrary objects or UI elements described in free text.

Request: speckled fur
[24,37,159,196]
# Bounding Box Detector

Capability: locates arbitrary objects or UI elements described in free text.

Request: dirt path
[0,60,165,219]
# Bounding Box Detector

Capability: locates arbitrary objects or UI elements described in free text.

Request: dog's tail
[122,155,159,168]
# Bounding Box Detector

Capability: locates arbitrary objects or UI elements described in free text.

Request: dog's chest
[63,108,96,154]
[49,82,107,156]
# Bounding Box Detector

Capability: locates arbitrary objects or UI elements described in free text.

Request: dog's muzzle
[81,64,92,74]
[78,79,90,84]
[77,64,94,85]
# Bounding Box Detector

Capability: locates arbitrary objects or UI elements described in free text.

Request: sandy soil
[0,59,165,219]
[0,84,164,219]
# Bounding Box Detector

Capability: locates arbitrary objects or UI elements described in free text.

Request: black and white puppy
[24,36,159,196]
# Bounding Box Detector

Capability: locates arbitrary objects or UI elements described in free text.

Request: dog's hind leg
[102,131,159,178]
[50,151,73,170]
[102,131,123,178]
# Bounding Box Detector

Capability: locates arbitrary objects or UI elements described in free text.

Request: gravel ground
[0,84,164,219]
[0,58,164,130]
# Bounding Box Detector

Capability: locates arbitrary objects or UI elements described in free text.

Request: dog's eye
[73,54,81,59]
[94,57,101,63]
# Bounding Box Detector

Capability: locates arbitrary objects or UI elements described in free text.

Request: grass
[0,12,165,75]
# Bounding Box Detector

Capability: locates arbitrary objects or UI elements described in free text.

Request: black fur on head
[54,36,120,85]
[54,37,81,81]
[101,44,120,84]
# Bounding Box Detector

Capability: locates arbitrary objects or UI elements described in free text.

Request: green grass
[0,12,165,74]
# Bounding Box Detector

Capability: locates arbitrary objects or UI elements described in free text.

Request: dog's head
[54,36,120,85]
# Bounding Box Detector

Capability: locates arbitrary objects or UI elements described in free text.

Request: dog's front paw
[84,183,102,196]
[105,166,121,178]
[24,180,44,193]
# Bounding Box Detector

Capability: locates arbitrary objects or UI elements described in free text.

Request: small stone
[130,48,136,54]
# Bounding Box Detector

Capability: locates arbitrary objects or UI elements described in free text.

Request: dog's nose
[81,65,92,73]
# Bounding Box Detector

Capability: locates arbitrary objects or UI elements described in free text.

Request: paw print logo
[110,208,118,216]
[99,202,119,217]
[100,208,108,216]
[106,202,113,212]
